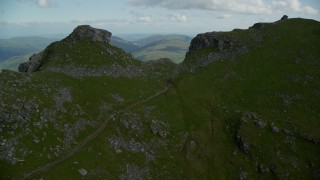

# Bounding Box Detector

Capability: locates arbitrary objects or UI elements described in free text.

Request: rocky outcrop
[184,32,247,72]
[18,51,44,72]
[250,23,265,30]
[63,25,111,43]
[281,15,288,21]
[188,32,246,53]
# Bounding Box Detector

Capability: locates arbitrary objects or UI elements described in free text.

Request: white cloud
[302,6,318,15]
[137,16,152,23]
[37,0,49,8]
[170,13,188,22]
[272,0,318,14]
[127,0,318,15]
[217,14,232,19]
[18,0,50,8]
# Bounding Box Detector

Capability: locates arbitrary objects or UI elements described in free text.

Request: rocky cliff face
[63,25,112,43]
[18,25,112,73]
[18,51,44,72]
[184,32,247,72]
[188,32,244,52]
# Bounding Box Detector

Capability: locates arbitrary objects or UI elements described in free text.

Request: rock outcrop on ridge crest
[18,51,44,73]
[188,32,242,52]
[63,25,112,43]
[183,32,247,72]
[18,25,112,73]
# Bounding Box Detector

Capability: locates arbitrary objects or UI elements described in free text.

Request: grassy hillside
[0,18,319,179]
[0,36,176,179]
[0,37,57,62]
[174,18,320,179]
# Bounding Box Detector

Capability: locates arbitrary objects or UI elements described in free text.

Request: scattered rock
[300,135,319,145]
[284,129,292,135]
[111,93,125,103]
[54,87,72,112]
[78,168,88,176]
[259,164,270,174]
[237,136,250,154]
[119,112,142,135]
[254,119,266,128]
[239,171,247,180]
[241,112,267,128]
[47,63,143,78]
[271,123,280,133]
[150,120,169,138]
[120,163,149,180]
[33,138,40,144]
[190,140,197,151]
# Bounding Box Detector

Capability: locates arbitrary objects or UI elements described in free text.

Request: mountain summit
[63,25,112,43]
[18,25,112,73]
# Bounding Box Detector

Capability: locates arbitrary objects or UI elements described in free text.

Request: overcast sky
[1,0,320,38]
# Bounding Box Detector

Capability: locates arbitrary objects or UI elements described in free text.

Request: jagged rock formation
[183,32,247,72]
[63,25,111,43]
[250,23,265,30]
[18,51,44,73]
[187,32,235,52]
[281,15,289,20]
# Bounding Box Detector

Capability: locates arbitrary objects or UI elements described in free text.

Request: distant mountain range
[0,37,57,71]
[111,34,191,63]
[0,34,191,71]
[0,37,57,62]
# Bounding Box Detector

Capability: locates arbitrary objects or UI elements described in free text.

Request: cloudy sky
[0,0,320,38]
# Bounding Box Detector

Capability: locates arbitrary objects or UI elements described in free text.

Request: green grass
[172,18,320,179]
[0,18,319,179]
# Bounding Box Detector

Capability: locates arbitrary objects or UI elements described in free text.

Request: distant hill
[134,34,191,47]
[1,35,190,71]
[0,37,57,62]
[133,38,190,63]
[110,34,191,63]
[110,36,139,52]
[0,55,29,71]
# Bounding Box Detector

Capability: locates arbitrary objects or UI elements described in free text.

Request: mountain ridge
[1,16,319,179]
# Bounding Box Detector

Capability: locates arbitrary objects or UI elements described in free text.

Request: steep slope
[174,17,320,179]
[0,25,176,179]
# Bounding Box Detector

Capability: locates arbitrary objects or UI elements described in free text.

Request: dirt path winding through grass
[22,85,170,179]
